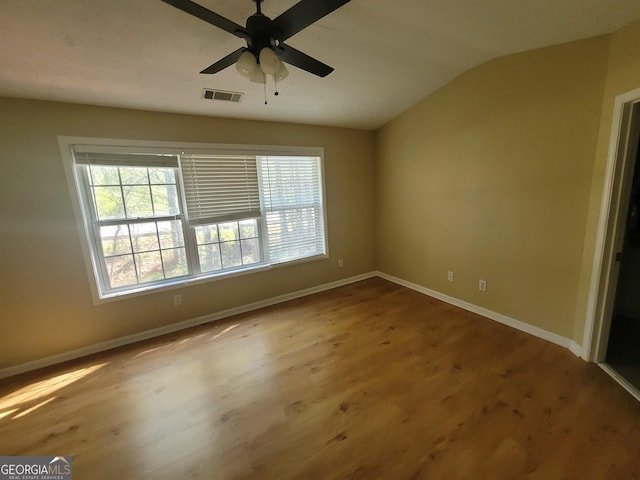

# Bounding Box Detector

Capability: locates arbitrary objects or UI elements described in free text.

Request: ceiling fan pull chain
[264,74,268,105]
[274,75,279,96]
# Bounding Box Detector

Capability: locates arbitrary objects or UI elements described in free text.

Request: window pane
[158,220,184,249]
[94,186,125,220]
[218,222,239,242]
[100,225,132,256]
[90,166,119,186]
[221,240,242,268]
[162,248,188,278]
[198,244,222,272]
[266,208,323,261]
[120,167,148,185]
[195,224,219,244]
[135,251,164,283]
[149,168,175,185]
[259,156,325,264]
[130,222,159,252]
[239,219,258,239]
[241,238,260,264]
[105,254,137,288]
[151,185,179,216]
[124,186,153,218]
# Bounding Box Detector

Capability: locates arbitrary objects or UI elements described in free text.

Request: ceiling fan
[161,0,352,84]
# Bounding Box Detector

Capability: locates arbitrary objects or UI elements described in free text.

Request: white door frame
[583,87,640,362]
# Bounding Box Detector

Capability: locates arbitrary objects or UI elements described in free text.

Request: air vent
[202,88,244,103]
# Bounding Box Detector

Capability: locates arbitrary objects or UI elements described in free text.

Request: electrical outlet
[338,258,344,268]
[479,280,487,292]
[447,271,454,282]
[173,294,182,306]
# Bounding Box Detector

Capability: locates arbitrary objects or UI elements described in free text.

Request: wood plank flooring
[1,277,639,479]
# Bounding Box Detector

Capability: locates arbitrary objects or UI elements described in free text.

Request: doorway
[605,137,640,389]
[584,90,640,400]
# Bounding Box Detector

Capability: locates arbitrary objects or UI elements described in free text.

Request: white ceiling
[2,0,640,130]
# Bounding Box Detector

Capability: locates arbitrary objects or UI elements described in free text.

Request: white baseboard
[568,341,583,357]
[0,272,377,380]
[1,271,586,380]
[376,271,577,352]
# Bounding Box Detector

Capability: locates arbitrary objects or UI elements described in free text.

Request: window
[260,156,326,263]
[61,139,327,300]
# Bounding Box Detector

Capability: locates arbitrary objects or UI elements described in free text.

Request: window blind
[259,156,325,263]
[180,154,261,224]
[73,152,179,168]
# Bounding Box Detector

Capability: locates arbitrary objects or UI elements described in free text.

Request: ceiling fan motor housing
[244,13,279,58]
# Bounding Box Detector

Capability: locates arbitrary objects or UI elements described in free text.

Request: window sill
[92,253,329,305]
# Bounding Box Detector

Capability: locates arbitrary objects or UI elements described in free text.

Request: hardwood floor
[1,277,639,479]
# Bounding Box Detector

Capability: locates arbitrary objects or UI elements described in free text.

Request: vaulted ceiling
[2,0,640,130]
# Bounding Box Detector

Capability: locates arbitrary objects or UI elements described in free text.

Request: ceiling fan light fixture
[274,62,289,82]
[236,50,259,78]
[249,69,267,84]
[258,47,281,75]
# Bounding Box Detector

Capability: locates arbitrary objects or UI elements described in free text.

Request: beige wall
[376,36,610,339]
[0,98,376,368]
[3,19,640,371]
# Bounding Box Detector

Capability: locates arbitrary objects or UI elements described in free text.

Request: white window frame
[59,137,329,304]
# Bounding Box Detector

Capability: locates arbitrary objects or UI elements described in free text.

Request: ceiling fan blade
[161,0,249,39]
[277,43,334,77]
[272,0,351,42]
[200,48,245,74]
